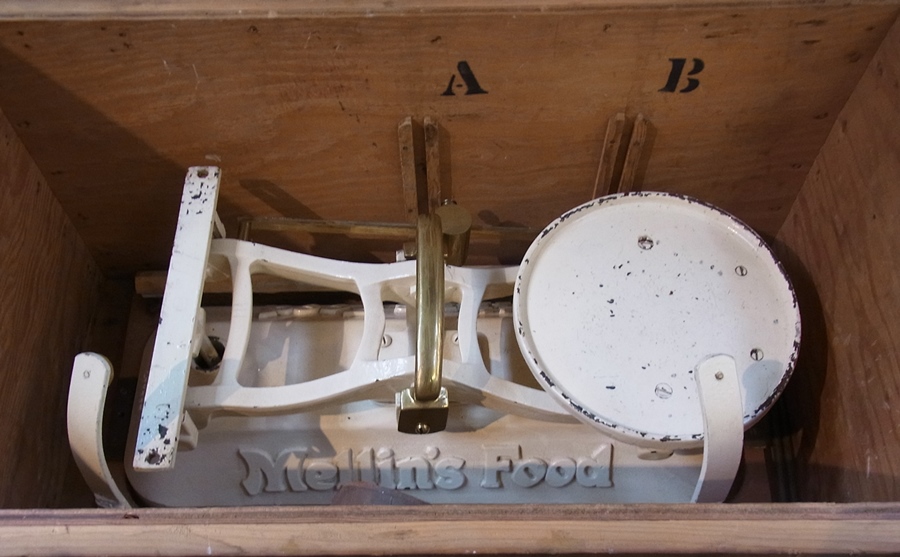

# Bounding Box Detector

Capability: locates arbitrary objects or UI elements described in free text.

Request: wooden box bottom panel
[2,504,900,556]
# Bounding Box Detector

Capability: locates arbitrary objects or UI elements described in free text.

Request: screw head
[654,383,673,399]
[715,371,724,380]
[415,423,431,434]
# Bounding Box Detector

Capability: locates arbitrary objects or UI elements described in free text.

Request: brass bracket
[395,117,471,434]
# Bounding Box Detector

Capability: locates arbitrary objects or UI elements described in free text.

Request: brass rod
[415,213,444,402]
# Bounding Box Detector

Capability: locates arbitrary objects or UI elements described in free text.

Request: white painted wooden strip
[132,167,221,471]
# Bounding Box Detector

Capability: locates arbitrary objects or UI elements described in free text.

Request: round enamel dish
[513,192,801,449]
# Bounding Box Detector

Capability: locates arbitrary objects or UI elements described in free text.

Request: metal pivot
[397,213,449,434]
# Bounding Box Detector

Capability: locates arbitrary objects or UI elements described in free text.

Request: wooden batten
[0,108,102,508]
[2,503,900,555]
[775,14,900,503]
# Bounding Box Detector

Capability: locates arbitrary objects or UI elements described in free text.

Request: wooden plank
[590,112,626,198]
[0,107,101,507]
[132,167,220,471]
[775,14,900,502]
[0,6,894,273]
[397,117,420,223]
[0,0,893,19]
[616,113,649,194]
[424,116,442,212]
[2,504,900,555]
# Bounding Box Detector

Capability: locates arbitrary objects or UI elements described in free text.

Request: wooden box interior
[1,1,899,554]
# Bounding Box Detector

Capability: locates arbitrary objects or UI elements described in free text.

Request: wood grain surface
[775,15,900,502]
[0,108,101,507]
[0,0,895,18]
[0,5,895,272]
[2,503,900,555]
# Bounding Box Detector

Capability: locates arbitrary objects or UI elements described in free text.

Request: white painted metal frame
[130,166,570,473]
[186,240,570,423]
[691,354,744,503]
[133,167,222,471]
[66,168,773,505]
[67,353,132,508]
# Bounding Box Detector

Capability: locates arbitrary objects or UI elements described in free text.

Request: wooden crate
[1,0,899,554]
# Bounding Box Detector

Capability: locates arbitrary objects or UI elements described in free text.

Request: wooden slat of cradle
[2,504,900,555]
[0,108,101,507]
[134,271,325,296]
[0,6,895,274]
[775,14,900,502]
[616,113,648,194]
[591,112,626,199]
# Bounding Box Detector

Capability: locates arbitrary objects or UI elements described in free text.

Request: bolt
[715,371,724,380]
[415,423,431,434]
[654,383,673,399]
[735,265,748,277]
[751,348,764,361]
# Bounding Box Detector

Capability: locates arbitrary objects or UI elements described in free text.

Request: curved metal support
[68,353,132,508]
[397,214,450,434]
[414,213,444,402]
[691,354,745,503]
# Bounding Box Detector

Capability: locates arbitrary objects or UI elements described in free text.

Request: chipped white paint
[182,240,568,421]
[133,166,221,471]
[514,192,801,449]
[67,353,132,508]
[127,305,708,506]
[99,173,800,505]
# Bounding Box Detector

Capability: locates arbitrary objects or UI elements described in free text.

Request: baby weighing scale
[67,166,800,507]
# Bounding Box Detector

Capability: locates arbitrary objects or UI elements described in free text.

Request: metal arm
[414,213,444,402]
[397,214,450,433]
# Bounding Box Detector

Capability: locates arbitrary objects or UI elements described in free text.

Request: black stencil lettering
[442,61,488,96]
[659,58,704,93]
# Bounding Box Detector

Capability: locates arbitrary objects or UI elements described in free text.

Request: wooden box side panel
[0,108,102,507]
[0,4,896,274]
[775,16,900,502]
